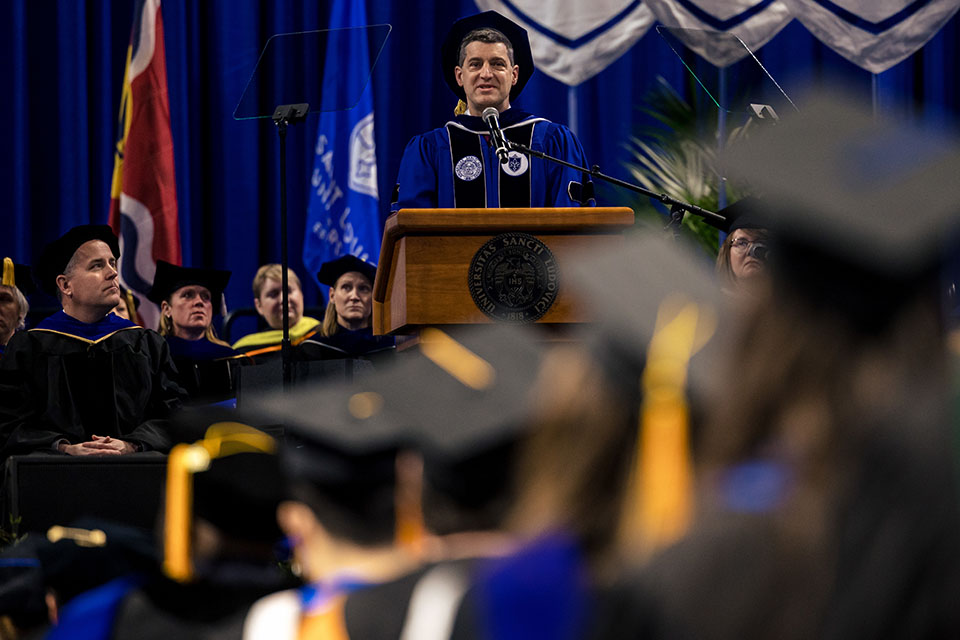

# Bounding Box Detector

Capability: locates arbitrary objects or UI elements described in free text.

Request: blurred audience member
[243,381,417,639]
[48,422,298,638]
[603,92,960,640]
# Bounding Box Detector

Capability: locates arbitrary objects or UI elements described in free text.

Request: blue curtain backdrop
[2,0,959,324]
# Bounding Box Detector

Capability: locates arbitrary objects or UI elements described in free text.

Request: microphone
[481,107,510,165]
[748,243,769,261]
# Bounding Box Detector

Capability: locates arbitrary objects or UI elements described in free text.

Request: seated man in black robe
[0,225,184,459]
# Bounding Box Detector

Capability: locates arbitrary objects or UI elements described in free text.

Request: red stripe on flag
[109,0,180,266]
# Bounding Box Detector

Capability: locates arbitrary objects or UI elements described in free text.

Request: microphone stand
[272,103,309,390]
[504,139,725,232]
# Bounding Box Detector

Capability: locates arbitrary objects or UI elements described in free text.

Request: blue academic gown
[394,108,593,211]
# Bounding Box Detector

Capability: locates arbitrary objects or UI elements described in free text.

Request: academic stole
[446,121,536,208]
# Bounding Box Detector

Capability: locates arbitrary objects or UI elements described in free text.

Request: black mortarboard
[250,374,407,501]
[723,90,960,328]
[704,196,769,234]
[408,325,542,456]
[249,378,406,547]
[163,423,279,582]
[252,323,544,508]
[192,451,284,544]
[441,11,534,103]
[34,225,120,296]
[1,258,35,296]
[147,260,231,304]
[315,255,377,288]
[402,325,544,507]
[0,518,157,619]
[567,231,725,396]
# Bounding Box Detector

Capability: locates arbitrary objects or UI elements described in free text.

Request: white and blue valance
[643,0,794,67]
[475,0,656,85]
[779,0,960,73]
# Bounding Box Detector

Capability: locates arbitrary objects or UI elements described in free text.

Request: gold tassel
[47,525,107,547]
[620,295,716,559]
[454,99,468,116]
[163,424,276,582]
[394,451,426,557]
[420,327,495,390]
[2,257,15,287]
[124,289,142,326]
[163,443,211,582]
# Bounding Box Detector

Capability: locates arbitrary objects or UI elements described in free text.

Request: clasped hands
[58,434,137,456]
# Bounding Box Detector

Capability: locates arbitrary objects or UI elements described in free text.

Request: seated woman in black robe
[0,258,32,357]
[148,261,239,403]
[297,255,394,360]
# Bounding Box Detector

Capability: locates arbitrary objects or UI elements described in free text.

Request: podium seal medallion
[469,232,559,322]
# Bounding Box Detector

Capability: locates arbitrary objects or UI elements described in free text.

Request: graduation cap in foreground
[723,89,960,328]
[163,422,278,582]
[440,10,534,103]
[248,372,409,546]
[566,231,724,397]
[250,323,546,521]
[316,254,377,288]
[147,260,231,305]
[566,231,727,556]
[404,324,545,508]
[34,225,120,296]
[1,258,35,296]
[0,518,156,622]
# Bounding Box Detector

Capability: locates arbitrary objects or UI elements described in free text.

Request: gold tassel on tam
[163,423,275,582]
[454,99,468,116]
[123,288,142,326]
[394,451,427,557]
[47,525,107,547]
[2,257,15,287]
[620,294,716,559]
[420,327,495,390]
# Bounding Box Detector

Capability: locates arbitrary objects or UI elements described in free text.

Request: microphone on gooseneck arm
[481,107,510,165]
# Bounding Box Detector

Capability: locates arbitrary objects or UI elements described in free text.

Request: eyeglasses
[731,238,759,252]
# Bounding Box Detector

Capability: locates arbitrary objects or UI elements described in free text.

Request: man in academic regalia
[0,224,184,459]
[392,11,594,211]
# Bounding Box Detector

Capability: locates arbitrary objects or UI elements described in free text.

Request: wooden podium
[373,208,634,335]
